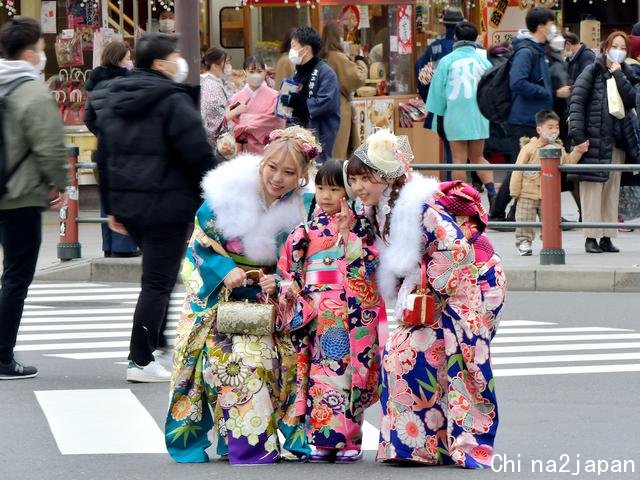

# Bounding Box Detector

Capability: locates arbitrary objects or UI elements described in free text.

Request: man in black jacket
[98,33,217,382]
[565,32,596,85]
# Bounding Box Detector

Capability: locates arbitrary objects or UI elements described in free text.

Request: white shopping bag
[607,77,625,120]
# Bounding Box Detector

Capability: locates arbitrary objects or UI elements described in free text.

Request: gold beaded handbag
[216,270,275,336]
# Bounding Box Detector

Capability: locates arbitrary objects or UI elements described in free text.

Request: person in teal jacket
[426,21,497,204]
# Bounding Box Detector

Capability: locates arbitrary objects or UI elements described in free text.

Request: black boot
[585,238,603,253]
[599,237,620,253]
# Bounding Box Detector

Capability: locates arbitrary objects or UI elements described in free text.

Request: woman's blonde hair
[260,126,321,187]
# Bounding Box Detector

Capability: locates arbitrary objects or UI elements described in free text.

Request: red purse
[401,261,437,327]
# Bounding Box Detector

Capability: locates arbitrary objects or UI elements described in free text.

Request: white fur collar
[201,154,308,264]
[376,174,441,301]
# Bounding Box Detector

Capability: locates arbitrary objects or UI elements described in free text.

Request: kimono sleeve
[276,223,315,330]
[183,202,237,307]
[421,204,483,327]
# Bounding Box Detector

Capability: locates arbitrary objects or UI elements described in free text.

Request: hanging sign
[397,5,413,55]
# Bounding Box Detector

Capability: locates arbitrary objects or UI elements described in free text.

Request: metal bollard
[57,146,81,260]
[539,145,565,265]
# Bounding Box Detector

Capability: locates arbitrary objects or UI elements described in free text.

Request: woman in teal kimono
[165,126,319,465]
[426,21,497,202]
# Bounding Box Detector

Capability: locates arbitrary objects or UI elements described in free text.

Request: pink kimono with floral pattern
[277,209,387,450]
[230,83,285,155]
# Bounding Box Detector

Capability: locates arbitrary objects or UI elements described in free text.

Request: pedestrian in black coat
[568,32,640,254]
[565,33,596,85]
[98,33,218,382]
[83,41,140,257]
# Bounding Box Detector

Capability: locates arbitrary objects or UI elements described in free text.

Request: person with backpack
[483,7,556,225]
[0,17,67,380]
[426,21,496,205]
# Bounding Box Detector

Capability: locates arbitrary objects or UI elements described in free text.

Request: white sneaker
[153,348,173,368]
[517,241,533,256]
[126,360,171,383]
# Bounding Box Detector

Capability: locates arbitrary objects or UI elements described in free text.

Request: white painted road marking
[34,389,166,454]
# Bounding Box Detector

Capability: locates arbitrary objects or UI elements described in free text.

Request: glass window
[321,4,413,95]
[250,6,312,68]
[220,7,244,49]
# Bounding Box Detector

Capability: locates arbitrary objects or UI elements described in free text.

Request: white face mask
[246,72,264,88]
[121,60,134,70]
[607,48,627,64]
[224,63,233,76]
[35,50,47,73]
[171,57,189,83]
[550,35,565,52]
[545,24,558,42]
[159,19,175,33]
[542,132,558,143]
[288,48,302,66]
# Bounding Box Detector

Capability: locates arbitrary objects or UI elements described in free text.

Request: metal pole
[57,146,82,260]
[175,0,201,85]
[539,145,565,265]
[133,0,140,43]
[119,0,125,35]
[102,0,109,28]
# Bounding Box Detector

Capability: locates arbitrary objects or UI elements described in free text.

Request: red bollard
[57,145,81,260]
[539,144,565,265]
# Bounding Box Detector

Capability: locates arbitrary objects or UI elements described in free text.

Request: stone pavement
[1,196,638,291]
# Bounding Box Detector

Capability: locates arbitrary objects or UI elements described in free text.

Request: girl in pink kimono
[229,56,285,155]
[277,160,387,463]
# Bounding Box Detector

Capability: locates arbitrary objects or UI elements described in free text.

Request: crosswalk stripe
[45,351,130,360]
[28,288,143,295]
[21,315,180,324]
[15,341,131,351]
[20,323,135,331]
[492,352,640,365]
[498,320,555,327]
[35,389,166,454]
[25,293,185,302]
[17,330,175,342]
[492,342,640,354]
[496,327,631,334]
[30,283,114,289]
[494,364,640,377]
[493,333,640,344]
[23,307,181,316]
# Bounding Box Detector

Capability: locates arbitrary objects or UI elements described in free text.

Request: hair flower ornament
[267,127,322,161]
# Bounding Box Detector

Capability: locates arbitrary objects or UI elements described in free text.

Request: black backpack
[477,45,539,123]
[0,77,35,199]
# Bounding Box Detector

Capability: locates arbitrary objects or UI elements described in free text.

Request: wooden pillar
[175,0,201,85]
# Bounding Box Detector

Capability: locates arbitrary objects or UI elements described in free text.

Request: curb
[34,258,640,292]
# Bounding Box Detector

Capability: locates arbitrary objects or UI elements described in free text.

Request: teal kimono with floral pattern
[165,161,313,465]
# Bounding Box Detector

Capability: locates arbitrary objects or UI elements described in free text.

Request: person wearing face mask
[200,47,236,148]
[226,55,284,155]
[569,31,640,254]
[319,21,367,159]
[280,26,341,164]
[83,41,140,259]
[0,17,67,380]
[564,32,596,85]
[98,33,217,382]
[510,110,588,256]
[158,11,176,34]
[489,7,555,227]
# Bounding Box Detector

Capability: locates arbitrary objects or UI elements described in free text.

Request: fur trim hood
[201,153,309,264]
[376,174,441,301]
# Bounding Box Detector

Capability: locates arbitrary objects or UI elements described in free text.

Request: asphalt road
[1,284,639,480]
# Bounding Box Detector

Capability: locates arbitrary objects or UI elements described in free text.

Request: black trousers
[123,222,189,366]
[0,207,42,363]
[491,124,538,219]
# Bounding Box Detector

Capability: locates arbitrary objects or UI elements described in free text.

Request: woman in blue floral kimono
[345,130,506,468]
[165,126,319,465]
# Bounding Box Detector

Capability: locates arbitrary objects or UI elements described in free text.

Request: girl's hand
[224,267,247,289]
[335,198,355,233]
[258,269,277,295]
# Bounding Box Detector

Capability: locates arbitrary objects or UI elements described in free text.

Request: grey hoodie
[0,58,67,208]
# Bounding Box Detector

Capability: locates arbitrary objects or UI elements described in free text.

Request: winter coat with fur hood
[568,55,640,183]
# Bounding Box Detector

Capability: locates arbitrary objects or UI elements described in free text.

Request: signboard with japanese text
[483,0,561,48]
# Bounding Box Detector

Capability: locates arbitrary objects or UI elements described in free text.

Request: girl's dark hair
[243,55,266,70]
[345,155,406,242]
[101,41,130,68]
[280,28,296,54]
[202,46,226,69]
[315,159,345,187]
